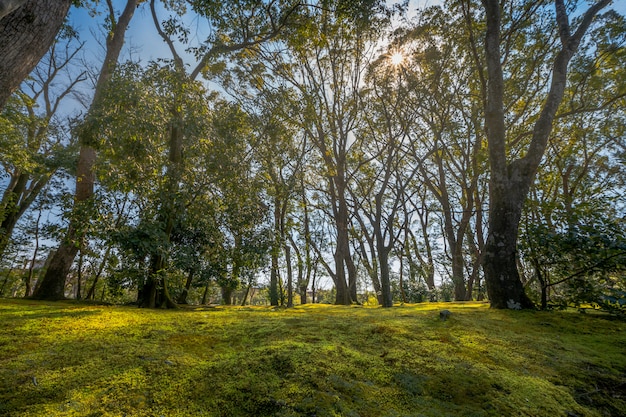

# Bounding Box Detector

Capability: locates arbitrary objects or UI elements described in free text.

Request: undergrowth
[0,300,624,416]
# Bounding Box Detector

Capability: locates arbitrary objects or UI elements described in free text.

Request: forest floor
[0,299,624,417]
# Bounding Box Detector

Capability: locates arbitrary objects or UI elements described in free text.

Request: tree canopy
[1,0,625,313]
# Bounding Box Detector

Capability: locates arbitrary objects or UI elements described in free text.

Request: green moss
[0,299,624,416]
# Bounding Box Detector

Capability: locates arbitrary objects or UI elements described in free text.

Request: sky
[66,0,626,79]
[4,0,625,269]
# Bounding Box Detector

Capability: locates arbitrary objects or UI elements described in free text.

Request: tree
[393,7,487,301]
[0,28,84,261]
[0,0,72,110]
[349,47,419,307]
[476,0,612,309]
[255,3,393,304]
[32,0,139,300]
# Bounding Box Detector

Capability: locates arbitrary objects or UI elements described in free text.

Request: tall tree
[0,0,72,110]
[0,29,84,261]
[256,3,392,304]
[477,0,612,309]
[32,0,139,300]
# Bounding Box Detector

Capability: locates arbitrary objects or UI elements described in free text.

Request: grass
[0,299,625,417]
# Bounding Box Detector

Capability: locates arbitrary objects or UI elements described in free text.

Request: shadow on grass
[0,301,624,416]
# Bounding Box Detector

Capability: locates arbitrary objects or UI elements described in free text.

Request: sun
[390,52,404,66]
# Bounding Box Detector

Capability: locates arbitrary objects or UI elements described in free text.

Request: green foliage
[521,202,626,314]
[0,300,625,416]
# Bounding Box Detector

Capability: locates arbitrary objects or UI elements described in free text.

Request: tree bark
[332,174,353,305]
[32,0,139,300]
[0,0,71,110]
[177,270,195,304]
[269,198,281,306]
[32,146,96,299]
[480,0,609,309]
[284,244,294,307]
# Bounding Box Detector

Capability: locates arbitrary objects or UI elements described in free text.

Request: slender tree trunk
[285,244,294,307]
[0,0,72,110]
[240,284,251,306]
[85,246,111,300]
[311,268,317,304]
[300,177,312,305]
[76,249,84,300]
[378,244,393,308]
[32,0,139,300]
[269,198,281,306]
[23,210,40,297]
[399,244,407,304]
[177,270,195,304]
[1,264,15,296]
[333,179,352,305]
[201,281,210,305]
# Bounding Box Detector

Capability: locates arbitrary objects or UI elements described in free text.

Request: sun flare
[390,52,404,66]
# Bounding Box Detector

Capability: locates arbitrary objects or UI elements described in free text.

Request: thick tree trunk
[480,0,609,309]
[299,286,307,304]
[0,0,71,110]
[333,249,351,305]
[31,237,77,299]
[140,253,177,308]
[451,243,468,301]
[482,181,534,309]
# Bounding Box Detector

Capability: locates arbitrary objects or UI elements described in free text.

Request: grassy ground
[0,300,624,417]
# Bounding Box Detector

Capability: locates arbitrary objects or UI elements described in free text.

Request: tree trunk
[32,0,139,300]
[333,179,353,305]
[378,245,393,308]
[269,199,281,306]
[32,146,96,299]
[285,244,294,307]
[451,243,468,301]
[221,286,233,305]
[0,170,47,260]
[201,280,210,305]
[177,269,195,304]
[85,246,111,300]
[482,183,534,309]
[0,0,71,110]
[31,238,77,299]
[480,0,609,309]
[141,253,177,308]
[0,211,19,266]
[0,266,13,296]
[240,285,251,306]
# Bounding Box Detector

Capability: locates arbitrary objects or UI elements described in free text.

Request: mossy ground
[0,299,624,417]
